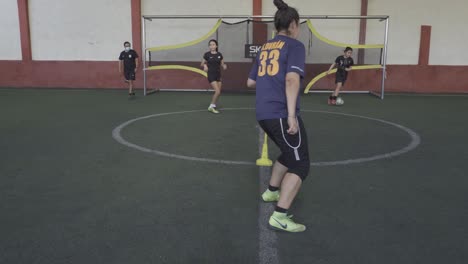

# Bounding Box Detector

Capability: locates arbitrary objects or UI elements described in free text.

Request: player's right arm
[201,53,208,72]
[247,56,259,88]
[118,52,124,73]
[327,62,336,75]
[327,56,341,74]
[247,78,256,88]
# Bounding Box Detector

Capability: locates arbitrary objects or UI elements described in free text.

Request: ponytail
[273,0,299,33]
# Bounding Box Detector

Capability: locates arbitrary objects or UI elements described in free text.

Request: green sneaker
[208,107,220,114]
[269,211,306,232]
[261,189,280,202]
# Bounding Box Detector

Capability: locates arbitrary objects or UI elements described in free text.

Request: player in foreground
[247,0,310,232]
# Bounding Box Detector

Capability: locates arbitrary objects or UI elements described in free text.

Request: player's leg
[208,73,221,114]
[214,81,222,107]
[329,81,343,105]
[262,160,287,202]
[124,70,132,95]
[258,122,287,202]
[208,81,220,113]
[333,82,343,97]
[129,70,136,95]
[329,82,339,105]
[276,173,302,209]
[260,117,310,232]
[330,72,345,104]
[211,81,222,105]
[269,117,309,232]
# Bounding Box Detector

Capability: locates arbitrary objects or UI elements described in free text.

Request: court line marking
[385,93,468,97]
[112,108,254,165]
[257,127,279,264]
[302,110,421,166]
[112,108,421,166]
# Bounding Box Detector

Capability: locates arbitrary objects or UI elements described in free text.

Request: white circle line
[112,108,421,166]
[303,110,421,165]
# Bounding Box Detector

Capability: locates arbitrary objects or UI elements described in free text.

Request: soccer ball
[336,97,344,106]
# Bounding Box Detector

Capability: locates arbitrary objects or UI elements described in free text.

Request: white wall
[369,0,468,65]
[368,1,420,64]
[142,0,252,62]
[261,0,468,66]
[4,0,466,65]
[263,0,378,64]
[0,0,22,60]
[263,0,362,44]
[29,0,132,61]
[425,0,467,65]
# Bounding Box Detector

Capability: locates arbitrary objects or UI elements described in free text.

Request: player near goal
[119,41,139,96]
[201,39,227,114]
[247,0,310,232]
[327,47,354,105]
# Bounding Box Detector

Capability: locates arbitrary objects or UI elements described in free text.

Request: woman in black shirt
[201,39,227,114]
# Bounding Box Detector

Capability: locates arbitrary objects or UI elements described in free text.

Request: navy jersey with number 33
[249,35,306,121]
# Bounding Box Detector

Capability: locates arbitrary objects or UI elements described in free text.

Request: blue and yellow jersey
[249,35,306,121]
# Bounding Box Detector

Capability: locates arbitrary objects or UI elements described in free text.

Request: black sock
[275,206,288,214]
[332,96,337,100]
[268,185,279,192]
[329,95,333,100]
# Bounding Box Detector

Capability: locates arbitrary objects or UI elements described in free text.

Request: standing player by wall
[201,39,227,114]
[119,41,139,96]
[247,0,310,233]
[327,47,354,105]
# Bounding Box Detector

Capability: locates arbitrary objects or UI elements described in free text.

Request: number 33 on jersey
[253,37,305,79]
[257,40,284,77]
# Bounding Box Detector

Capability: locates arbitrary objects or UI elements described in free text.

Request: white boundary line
[257,127,279,264]
[112,108,421,166]
[112,108,254,165]
[303,110,421,166]
[385,93,468,97]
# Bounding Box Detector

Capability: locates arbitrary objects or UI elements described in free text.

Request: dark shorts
[124,69,136,81]
[335,71,347,85]
[207,71,221,83]
[258,116,310,181]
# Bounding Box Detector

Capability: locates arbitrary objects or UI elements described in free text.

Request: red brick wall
[1,61,467,93]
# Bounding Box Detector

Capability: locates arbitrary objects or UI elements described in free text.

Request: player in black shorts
[119,41,139,96]
[327,47,354,105]
[247,0,309,232]
[201,39,227,114]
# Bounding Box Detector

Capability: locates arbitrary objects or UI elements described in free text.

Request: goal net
[142,15,388,98]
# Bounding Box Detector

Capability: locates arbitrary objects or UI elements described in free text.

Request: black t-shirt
[119,50,139,70]
[335,55,354,74]
[203,51,223,73]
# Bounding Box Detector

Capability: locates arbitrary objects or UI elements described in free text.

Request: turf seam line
[258,127,279,264]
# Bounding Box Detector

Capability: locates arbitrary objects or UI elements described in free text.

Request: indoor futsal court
[1,1,468,264]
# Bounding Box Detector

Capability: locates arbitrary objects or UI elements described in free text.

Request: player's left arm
[221,60,227,70]
[247,56,259,88]
[327,62,336,74]
[220,53,227,70]
[345,58,354,71]
[285,43,306,135]
[134,52,139,72]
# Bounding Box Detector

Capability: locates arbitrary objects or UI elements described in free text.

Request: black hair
[208,39,219,52]
[344,47,353,52]
[273,0,299,34]
[124,41,131,47]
